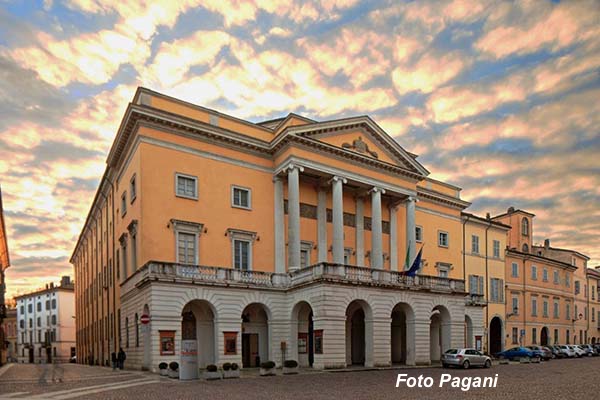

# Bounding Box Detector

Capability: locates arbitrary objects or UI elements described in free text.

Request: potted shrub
[158,362,168,376]
[222,362,241,379]
[283,360,299,375]
[168,361,179,379]
[259,360,276,376]
[203,364,222,380]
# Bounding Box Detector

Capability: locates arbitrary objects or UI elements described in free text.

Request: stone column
[389,204,398,271]
[406,196,416,267]
[287,164,303,271]
[355,197,364,266]
[274,177,285,273]
[370,187,385,269]
[317,186,328,263]
[331,176,347,264]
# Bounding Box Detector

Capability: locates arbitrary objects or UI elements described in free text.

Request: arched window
[521,218,529,236]
[522,243,529,253]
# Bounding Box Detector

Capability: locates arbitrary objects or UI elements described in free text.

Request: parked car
[495,347,534,361]
[442,348,492,369]
[556,345,577,358]
[548,346,564,359]
[568,345,586,357]
[527,346,552,360]
[592,344,600,355]
[578,344,595,356]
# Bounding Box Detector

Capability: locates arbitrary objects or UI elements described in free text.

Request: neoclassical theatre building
[71,88,478,375]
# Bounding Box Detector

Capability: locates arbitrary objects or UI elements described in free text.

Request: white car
[568,345,586,357]
[557,345,576,358]
[577,344,595,356]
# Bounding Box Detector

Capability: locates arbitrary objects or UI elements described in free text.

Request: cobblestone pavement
[1,357,599,399]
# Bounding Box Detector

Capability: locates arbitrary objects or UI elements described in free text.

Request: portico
[275,159,418,273]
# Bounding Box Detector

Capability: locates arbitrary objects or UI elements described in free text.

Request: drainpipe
[484,219,491,350]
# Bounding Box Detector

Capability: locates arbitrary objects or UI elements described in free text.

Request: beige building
[462,212,510,355]
[16,277,76,363]
[588,268,600,344]
[1,307,17,363]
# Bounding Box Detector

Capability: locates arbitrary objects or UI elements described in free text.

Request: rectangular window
[468,275,484,296]
[575,281,580,295]
[566,274,570,287]
[554,329,559,344]
[131,234,137,272]
[121,192,127,217]
[471,235,479,254]
[121,243,128,278]
[512,327,518,344]
[233,239,250,271]
[531,265,537,280]
[493,240,500,258]
[415,226,423,242]
[554,301,560,318]
[511,262,518,277]
[231,186,251,209]
[177,232,197,265]
[176,173,198,199]
[553,270,559,284]
[566,329,570,344]
[542,268,548,282]
[300,250,309,269]
[438,231,449,248]
[490,278,504,303]
[344,248,352,265]
[593,286,596,300]
[159,331,175,356]
[591,307,595,322]
[37,303,41,312]
[512,297,519,315]
[532,328,537,344]
[566,303,571,320]
[130,174,136,203]
[543,300,549,317]
[531,297,537,316]
[224,332,238,355]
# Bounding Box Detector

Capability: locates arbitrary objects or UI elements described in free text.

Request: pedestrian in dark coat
[111,351,118,371]
[117,347,126,370]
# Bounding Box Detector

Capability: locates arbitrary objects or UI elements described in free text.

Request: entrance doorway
[345,300,371,367]
[391,302,415,365]
[241,303,270,368]
[489,317,502,355]
[540,327,549,346]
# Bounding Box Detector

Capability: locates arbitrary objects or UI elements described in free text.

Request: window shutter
[499,279,504,303]
[478,276,484,295]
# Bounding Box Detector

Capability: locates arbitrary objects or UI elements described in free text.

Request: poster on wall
[314,330,323,354]
[298,333,308,354]
[159,331,175,356]
[224,332,238,355]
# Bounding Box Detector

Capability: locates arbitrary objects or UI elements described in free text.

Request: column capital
[329,175,347,185]
[406,195,418,203]
[369,186,386,195]
[285,163,304,173]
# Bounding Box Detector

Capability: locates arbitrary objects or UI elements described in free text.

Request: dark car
[527,345,552,360]
[496,347,534,361]
[548,345,565,358]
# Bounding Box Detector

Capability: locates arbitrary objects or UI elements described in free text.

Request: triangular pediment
[284,116,429,176]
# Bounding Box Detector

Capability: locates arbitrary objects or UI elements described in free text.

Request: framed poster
[314,330,323,354]
[298,333,308,354]
[159,330,175,355]
[224,332,238,355]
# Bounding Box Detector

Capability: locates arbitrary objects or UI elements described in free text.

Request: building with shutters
[15,276,75,363]
[492,208,582,348]
[462,212,510,355]
[71,88,475,374]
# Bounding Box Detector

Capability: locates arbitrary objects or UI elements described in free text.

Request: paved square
[1,358,599,399]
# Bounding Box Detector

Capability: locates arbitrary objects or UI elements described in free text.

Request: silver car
[442,348,492,369]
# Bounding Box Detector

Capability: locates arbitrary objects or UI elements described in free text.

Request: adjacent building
[587,267,600,344]
[0,186,11,366]
[493,208,583,348]
[1,307,17,362]
[16,276,75,363]
[71,88,473,373]
[462,212,510,355]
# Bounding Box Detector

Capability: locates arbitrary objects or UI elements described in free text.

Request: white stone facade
[120,262,470,375]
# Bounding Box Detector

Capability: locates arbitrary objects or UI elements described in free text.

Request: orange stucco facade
[71,88,470,366]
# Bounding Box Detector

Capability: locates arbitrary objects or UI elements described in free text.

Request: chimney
[507,206,515,213]
[544,239,550,249]
[61,276,71,287]
[49,282,54,289]
[45,284,49,290]
[486,212,491,220]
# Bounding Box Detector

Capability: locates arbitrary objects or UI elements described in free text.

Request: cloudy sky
[1,0,599,299]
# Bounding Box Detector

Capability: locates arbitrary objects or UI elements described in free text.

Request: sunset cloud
[1,1,598,298]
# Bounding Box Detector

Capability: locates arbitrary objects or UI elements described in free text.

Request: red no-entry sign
[140,314,150,324]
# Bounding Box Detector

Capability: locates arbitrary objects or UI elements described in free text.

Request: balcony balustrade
[122,261,466,295]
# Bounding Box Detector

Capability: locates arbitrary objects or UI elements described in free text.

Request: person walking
[111,351,117,371]
[117,347,126,370]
